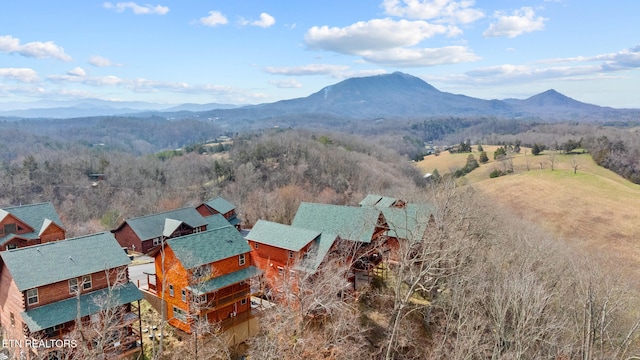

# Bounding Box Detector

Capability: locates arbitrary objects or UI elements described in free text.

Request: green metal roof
[381,204,436,242]
[376,197,399,208]
[123,207,207,241]
[0,232,131,291]
[246,220,320,251]
[293,233,338,273]
[167,225,250,269]
[1,202,65,246]
[205,197,236,215]
[186,266,262,295]
[359,194,383,207]
[291,202,382,243]
[2,202,64,232]
[21,282,142,332]
[205,213,234,229]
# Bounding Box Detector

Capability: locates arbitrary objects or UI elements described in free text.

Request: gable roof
[204,197,236,215]
[2,202,64,231]
[0,232,131,291]
[167,225,250,269]
[381,204,436,242]
[291,202,382,243]
[0,202,65,245]
[118,207,207,241]
[246,220,320,251]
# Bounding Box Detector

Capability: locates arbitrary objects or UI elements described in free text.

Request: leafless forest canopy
[2,116,640,358]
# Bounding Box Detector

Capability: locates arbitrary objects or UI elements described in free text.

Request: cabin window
[169,284,174,297]
[10,313,15,327]
[288,251,294,259]
[239,253,246,266]
[26,288,38,305]
[82,275,92,290]
[69,278,79,294]
[173,307,187,322]
[240,298,247,306]
[181,290,187,302]
[3,224,16,235]
[277,266,284,276]
[193,227,202,233]
[254,242,259,249]
[196,294,207,304]
[7,243,17,250]
[153,237,162,246]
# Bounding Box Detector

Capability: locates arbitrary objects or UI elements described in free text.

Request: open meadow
[417,147,640,280]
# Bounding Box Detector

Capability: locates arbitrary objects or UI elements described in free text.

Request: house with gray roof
[196,196,241,229]
[0,202,65,251]
[0,231,142,359]
[112,207,211,253]
[149,225,261,334]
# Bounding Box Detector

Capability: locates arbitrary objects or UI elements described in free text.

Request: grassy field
[417,147,640,277]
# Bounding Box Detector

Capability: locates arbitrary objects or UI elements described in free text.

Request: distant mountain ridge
[0,72,637,121]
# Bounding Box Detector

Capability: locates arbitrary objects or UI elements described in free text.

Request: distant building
[0,202,65,251]
[196,197,241,230]
[111,207,210,254]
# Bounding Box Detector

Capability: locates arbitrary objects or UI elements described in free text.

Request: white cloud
[89,55,120,67]
[483,7,546,38]
[382,0,484,24]
[67,67,86,77]
[103,2,169,15]
[199,11,228,27]
[269,79,302,89]
[0,35,72,61]
[541,45,640,70]
[0,68,40,83]
[305,18,448,54]
[360,45,480,67]
[251,13,276,28]
[264,64,350,76]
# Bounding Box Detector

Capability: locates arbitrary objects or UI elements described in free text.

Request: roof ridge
[2,201,53,210]
[126,206,198,220]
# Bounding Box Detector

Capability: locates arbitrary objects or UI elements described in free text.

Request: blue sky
[1,0,639,108]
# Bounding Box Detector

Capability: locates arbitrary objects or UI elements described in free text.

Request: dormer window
[239,253,246,266]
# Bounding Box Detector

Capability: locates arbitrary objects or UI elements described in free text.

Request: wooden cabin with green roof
[196,196,241,230]
[111,207,210,254]
[0,231,142,359]
[245,220,321,287]
[149,225,261,334]
[291,202,389,280]
[0,202,65,251]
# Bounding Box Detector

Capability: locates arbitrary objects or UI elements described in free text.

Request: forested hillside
[3,115,640,358]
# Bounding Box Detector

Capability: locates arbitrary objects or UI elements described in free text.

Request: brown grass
[417,147,640,278]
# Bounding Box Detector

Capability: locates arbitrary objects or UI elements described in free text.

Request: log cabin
[196,197,241,230]
[111,207,210,254]
[0,202,65,251]
[290,202,389,287]
[0,232,143,360]
[148,225,261,334]
[245,220,321,288]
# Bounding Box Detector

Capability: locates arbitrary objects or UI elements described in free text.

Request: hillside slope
[417,150,640,276]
